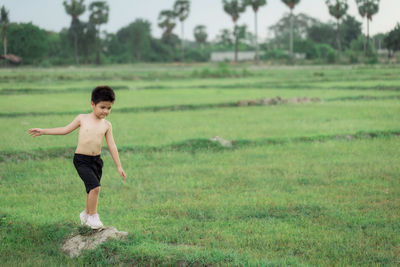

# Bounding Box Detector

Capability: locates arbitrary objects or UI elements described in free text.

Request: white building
[210,51,259,62]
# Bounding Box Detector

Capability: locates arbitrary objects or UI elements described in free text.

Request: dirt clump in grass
[209,136,233,147]
[236,96,321,106]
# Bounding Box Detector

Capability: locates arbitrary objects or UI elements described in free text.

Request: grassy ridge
[2,93,400,117]
[2,100,399,151]
[1,64,400,93]
[1,129,399,163]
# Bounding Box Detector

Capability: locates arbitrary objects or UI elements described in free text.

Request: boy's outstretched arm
[28,115,81,137]
[105,122,127,181]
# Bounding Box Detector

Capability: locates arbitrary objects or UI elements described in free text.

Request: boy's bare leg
[86,186,101,215]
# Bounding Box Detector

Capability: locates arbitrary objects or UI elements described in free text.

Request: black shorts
[73,153,103,193]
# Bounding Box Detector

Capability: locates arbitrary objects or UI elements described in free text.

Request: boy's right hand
[118,166,127,182]
[28,128,44,137]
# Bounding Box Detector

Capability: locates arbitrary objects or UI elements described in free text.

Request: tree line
[0,0,399,66]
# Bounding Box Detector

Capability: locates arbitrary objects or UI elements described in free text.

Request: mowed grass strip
[2,65,400,94]
[1,138,399,265]
[2,87,400,116]
[1,129,399,163]
[0,64,398,83]
[2,100,399,151]
[2,94,400,118]
[2,75,400,96]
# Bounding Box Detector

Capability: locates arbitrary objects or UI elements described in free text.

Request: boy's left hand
[118,167,127,181]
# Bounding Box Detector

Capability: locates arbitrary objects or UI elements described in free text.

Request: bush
[326,50,337,63]
[191,62,252,78]
[294,39,319,59]
[261,49,290,60]
[316,44,337,63]
[316,44,333,58]
[106,52,132,64]
[37,59,53,68]
[350,35,374,55]
[184,48,210,62]
[5,22,49,64]
[345,50,359,64]
[365,53,378,64]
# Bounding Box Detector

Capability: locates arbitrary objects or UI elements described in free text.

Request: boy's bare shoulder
[74,114,83,123]
[75,114,91,126]
[77,113,88,119]
[105,119,112,127]
[78,113,92,120]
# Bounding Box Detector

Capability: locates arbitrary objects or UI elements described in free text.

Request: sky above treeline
[3,0,399,41]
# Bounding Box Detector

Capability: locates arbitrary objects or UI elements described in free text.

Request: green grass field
[1,63,399,266]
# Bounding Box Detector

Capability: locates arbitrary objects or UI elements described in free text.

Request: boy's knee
[89,186,101,194]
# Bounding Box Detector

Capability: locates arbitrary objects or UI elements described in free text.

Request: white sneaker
[80,210,88,225]
[86,213,103,229]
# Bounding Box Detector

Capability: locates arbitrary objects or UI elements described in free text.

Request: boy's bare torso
[75,114,110,156]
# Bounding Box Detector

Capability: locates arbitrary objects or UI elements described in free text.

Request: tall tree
[340,15,362,49]
[307,22,336,47]
[384,23,400,59]
[243,0,267,63]
[89,1,109,64]
[216,28,233,47]
[234,24,248,50]
[129,19,152,61]
[325,0,348,60]
[269,12,318,52]
[280,0,300,61]
[0,5,9,58]
[63,0,85,65]
[158,10,177,58]
[223,0,246,62]
[6,23,48,64]
[193,25,208,48]
[355,0,366,53]
[173,0,190,62]
[81,21,97,64]
[116,19,152,61]
[355,0,380,56]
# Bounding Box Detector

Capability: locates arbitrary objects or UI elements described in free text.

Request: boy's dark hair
[91,86,115,105]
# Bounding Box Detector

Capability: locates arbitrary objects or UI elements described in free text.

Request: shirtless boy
[28,86,127,229]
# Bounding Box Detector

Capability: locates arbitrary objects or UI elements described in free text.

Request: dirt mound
[237,96,321,106]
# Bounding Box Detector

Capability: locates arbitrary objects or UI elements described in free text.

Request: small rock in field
[210,136,232,147]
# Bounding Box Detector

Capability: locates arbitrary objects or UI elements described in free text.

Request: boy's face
[91,101,113,119]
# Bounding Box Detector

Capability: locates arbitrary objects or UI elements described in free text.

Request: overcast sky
[2,0,399,41]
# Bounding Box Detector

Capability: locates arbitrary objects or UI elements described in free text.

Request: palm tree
[325,0,348,61]
[63,0,86,65]
[193,25,208,49]
[89,1,109,64]
[158,10,177,58]
[242,0,267,63]
[223,0,246,62]
[173,0,190,62]
[280,0,300,61]
[355,0,380,56]
[0,5,9,58]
